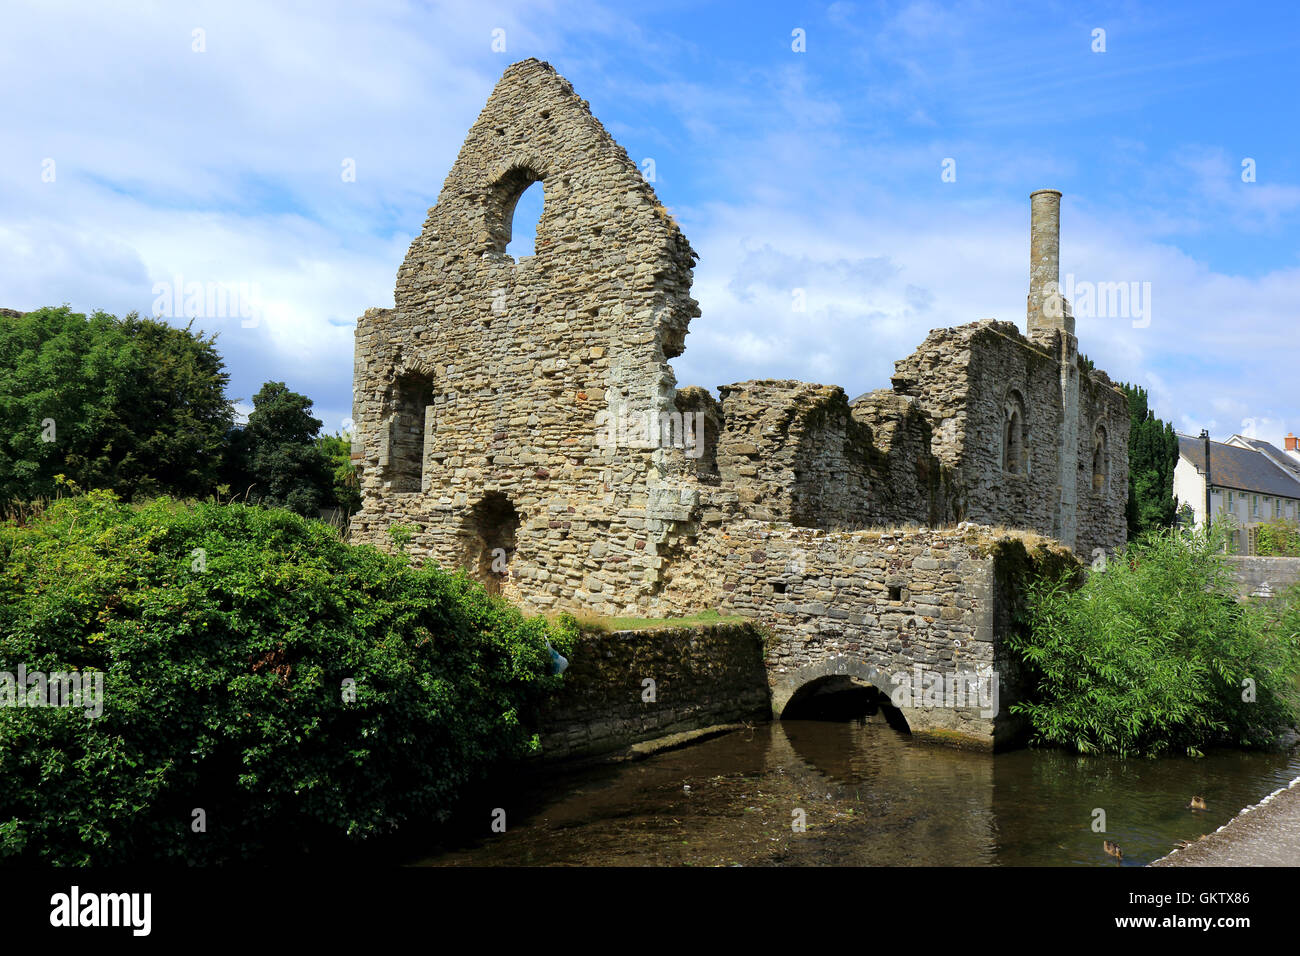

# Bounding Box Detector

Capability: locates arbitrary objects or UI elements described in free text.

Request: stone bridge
[533,524,1078,759]
[706,522,1078,750]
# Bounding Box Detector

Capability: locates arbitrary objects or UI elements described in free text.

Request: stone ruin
[350,57,1128,609]
[347,60,1129,744]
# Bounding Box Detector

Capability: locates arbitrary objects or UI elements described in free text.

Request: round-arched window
[1092,425,1109,493]
[1002,390,1028,475]
[486,165,546,260]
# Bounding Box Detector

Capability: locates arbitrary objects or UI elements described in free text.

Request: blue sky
[4,0,1300,447]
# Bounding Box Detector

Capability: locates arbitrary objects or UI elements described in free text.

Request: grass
[560,608,747,633]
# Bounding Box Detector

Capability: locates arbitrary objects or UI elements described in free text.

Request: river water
[415,714,1300,867]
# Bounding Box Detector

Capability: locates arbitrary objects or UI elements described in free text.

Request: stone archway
[771,657,904,720]
[770,655,1004,749]
[781,673,912,728]
[461,493,521,596]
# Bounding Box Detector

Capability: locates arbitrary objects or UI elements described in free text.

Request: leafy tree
[0,306,233,502]
[225,382,334,516]
[1008,525,1300,756]
[0,492,576,864]
[1120,382,1179,538]
[317,431,362,515]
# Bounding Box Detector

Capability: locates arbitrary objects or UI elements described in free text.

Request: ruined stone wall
[349,59,705,616]
[891,320,1127,555]
[850,389,958,524]
[703,380,951,531]
[1074,363,1130,559]
[893,322,1062,532]
[536,622,770,761]
[350,60,1128,624]
[1225,555,1300,599]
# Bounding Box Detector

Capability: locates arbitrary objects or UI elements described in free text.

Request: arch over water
[771,656,904,720]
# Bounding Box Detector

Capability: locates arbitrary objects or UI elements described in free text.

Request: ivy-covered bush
[0,492,576,864]
[1007,526,1300,757]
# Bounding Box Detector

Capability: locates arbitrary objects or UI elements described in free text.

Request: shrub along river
[414,713,1300,867]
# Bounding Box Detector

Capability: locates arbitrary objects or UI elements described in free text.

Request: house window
[1002,389,1028,475]
[1252,494,1259,517]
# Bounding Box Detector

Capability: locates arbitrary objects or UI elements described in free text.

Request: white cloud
[3,0,1298,461]
[671,190,1300,455]
[0,0,553,428]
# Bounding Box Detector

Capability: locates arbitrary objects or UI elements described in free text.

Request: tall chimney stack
[1286,433,1298,452]
[1027,188,1074,337]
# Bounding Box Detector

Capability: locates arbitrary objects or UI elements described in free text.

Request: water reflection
[416,719,1300,867]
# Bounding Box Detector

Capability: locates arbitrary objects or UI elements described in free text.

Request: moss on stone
[566,608,746,633]
[912,727,995,751]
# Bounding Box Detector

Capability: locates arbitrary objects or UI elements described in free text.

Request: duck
[1188,795,1207,811]
[1103,840,1123,861]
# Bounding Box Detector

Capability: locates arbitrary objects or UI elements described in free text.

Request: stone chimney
[1026,189,1074,338]
[1028,189,1081,548]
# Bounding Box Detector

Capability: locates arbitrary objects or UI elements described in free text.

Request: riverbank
[1151,774,1300,867]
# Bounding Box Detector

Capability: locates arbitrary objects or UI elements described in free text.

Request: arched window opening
[1002,390,1028,475]
[505,180,544,259]
[486,165,546,259]
[462,493,521,596]
[1092,426,1109,493]
[383,372,432,493]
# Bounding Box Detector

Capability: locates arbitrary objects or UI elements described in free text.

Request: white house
[1174,432,1300,550]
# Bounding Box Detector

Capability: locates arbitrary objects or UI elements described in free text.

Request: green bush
[1256,518,1300,557]
[0,492,576,864]
[1008,526,1300,757]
